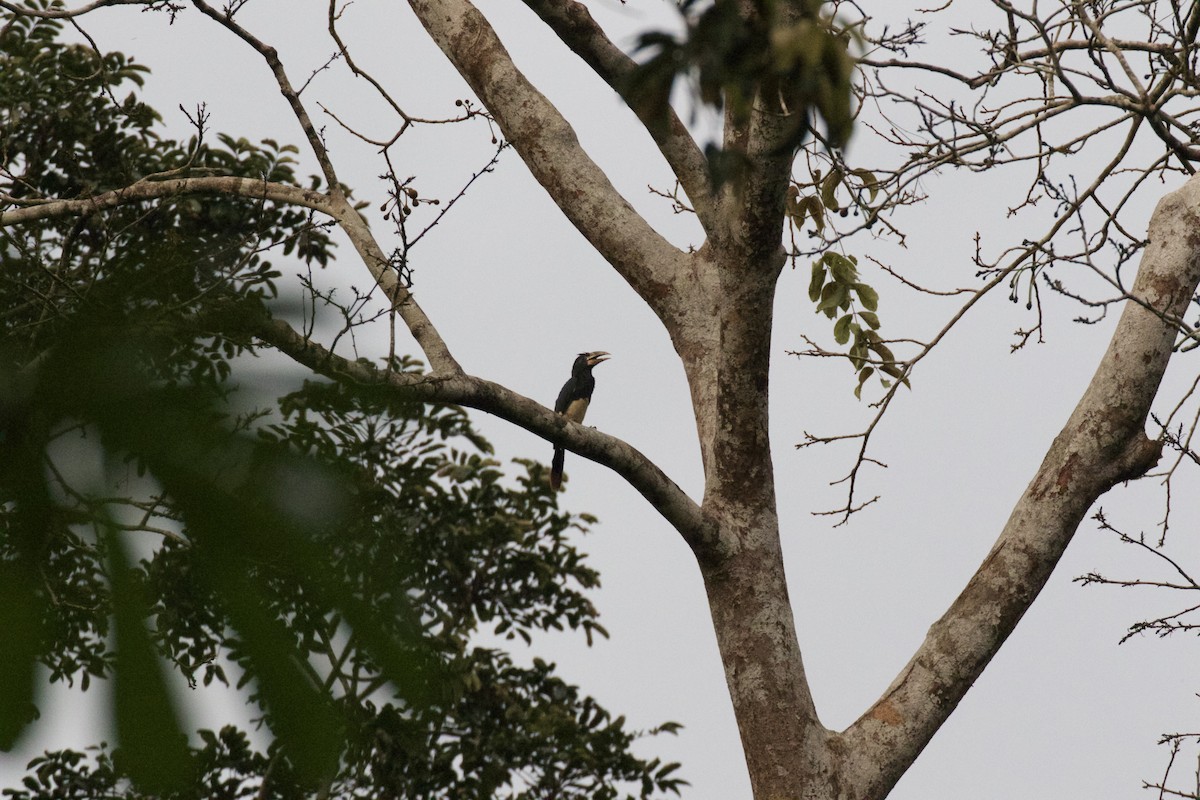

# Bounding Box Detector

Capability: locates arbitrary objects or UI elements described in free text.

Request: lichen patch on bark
[868,700,904,727]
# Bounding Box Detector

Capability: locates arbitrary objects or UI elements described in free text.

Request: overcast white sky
[6,1,1200,797]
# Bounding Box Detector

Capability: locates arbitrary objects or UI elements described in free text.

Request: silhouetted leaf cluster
[627,0,854,186]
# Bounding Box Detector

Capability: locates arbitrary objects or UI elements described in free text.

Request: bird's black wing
[554,377,578,414]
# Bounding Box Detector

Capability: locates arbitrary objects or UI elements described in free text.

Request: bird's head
[572,351,611,375]
[582,351,611,368]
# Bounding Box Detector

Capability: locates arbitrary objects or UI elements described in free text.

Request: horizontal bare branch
[0,176,330,225]
[249,313,716,554]
[862,38,1180,90]
[0,0,146,18]
[0,174,460,373]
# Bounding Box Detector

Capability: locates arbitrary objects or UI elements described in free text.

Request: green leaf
[216,575,343,785]
[859,310,881,329]
[808,259,826,302]
[849,342,866,371]
[827,252,857,285]
[854,366,874,400]
[817,282,844,315]
[851,168,879,203]
[810,195,825,232]
[820,167,842,211]
[792,195,821,234]
[870,340,896,365]
[854,282,879,311]
[833,313,853,344]
[881,363,912,388]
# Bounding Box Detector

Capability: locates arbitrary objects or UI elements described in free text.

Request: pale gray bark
[4,1,1199,796]
[835,175,1200,798]
[407,0,692,323]
[518,0,718,231]
[0,175,330,224]
[402,3,1200,797]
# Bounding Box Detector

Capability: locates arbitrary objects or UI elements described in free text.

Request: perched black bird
[550,351,610,490]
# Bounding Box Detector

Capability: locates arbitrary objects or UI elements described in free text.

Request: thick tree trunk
[701,527,837,799]
[669,244,838,797]
[637,139,1200,797]
[693,175,1200,800]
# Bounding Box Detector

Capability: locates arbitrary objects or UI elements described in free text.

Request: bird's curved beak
[585,351,611,366]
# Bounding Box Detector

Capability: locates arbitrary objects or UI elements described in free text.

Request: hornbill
[549,351,610,490]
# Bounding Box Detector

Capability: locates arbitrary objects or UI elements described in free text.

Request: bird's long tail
[550,446,565,490]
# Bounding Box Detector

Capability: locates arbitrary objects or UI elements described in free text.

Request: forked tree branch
[518,0,718,233]
[190,0,342,193]
[838,172,1200,799]
[184,0,461,374]
[406,0,693,322]
[0,174,460,374]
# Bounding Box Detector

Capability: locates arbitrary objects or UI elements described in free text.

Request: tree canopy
[0,10,683,798]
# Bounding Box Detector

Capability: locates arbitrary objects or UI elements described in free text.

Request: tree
[0,10,683,798]
[3,0,1200,798]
